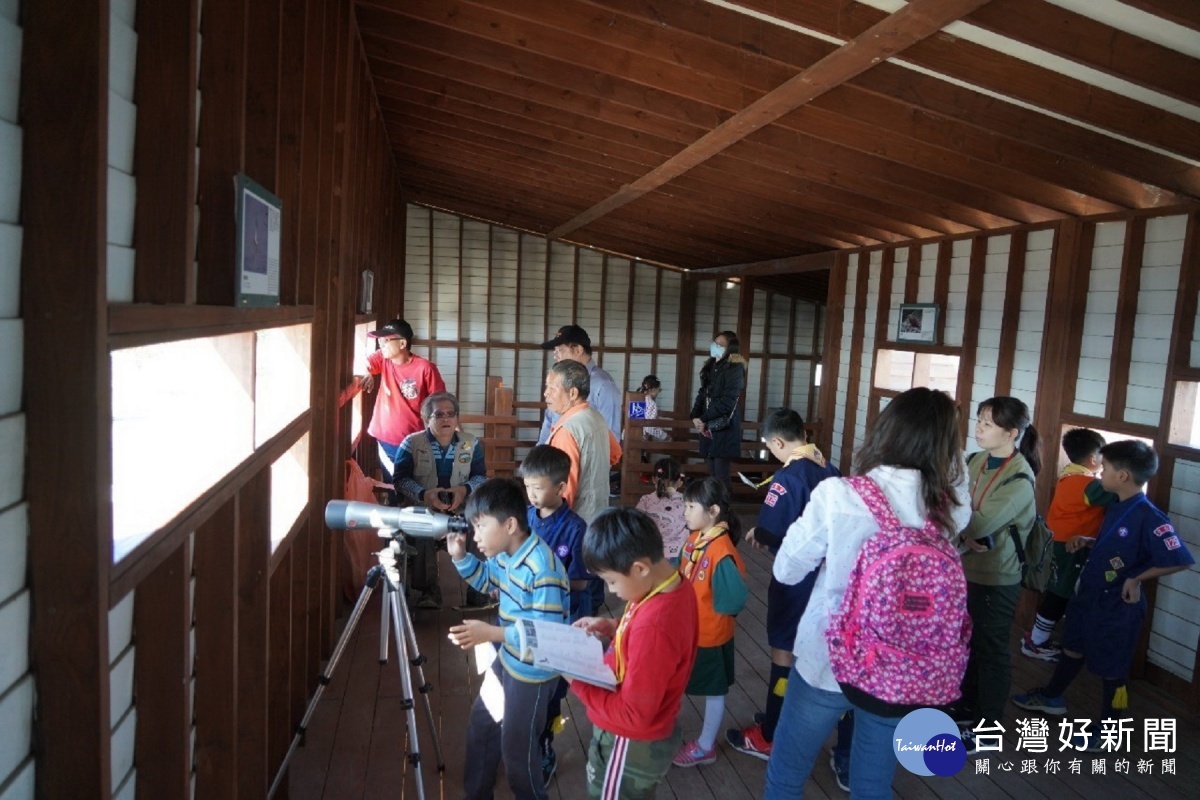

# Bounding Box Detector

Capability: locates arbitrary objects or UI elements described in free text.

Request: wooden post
[21,1,113,796]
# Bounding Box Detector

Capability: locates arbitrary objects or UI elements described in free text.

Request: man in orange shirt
[544,360,622,525]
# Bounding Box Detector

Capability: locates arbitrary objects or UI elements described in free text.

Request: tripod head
[325,500,471,539]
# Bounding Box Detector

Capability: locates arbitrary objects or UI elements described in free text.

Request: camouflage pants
[586,724,680,799]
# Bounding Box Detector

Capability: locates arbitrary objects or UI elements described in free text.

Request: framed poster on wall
[897,303,938,344]
[235,174,282,307]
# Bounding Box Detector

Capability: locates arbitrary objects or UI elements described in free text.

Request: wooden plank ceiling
[357,0,1200,271]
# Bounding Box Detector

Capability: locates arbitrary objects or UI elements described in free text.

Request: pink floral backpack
[825,476,971,706]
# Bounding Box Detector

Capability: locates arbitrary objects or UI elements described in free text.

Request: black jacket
[690,355,747,459]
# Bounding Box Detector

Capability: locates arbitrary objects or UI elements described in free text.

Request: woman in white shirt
[764,387,973,800]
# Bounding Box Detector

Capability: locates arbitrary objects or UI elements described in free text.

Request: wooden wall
[397,204,826,449]
[0,1,32,796]
[822,211,1200,704]
[17,0,405,797]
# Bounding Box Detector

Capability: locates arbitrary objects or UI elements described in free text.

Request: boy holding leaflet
[519,444,596,783]
[571,507,699,798]
[447,479,570,800]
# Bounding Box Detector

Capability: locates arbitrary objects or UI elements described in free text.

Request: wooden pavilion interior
[4,0,1200,797]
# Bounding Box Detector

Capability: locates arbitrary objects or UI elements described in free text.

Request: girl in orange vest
[672,477,748,768]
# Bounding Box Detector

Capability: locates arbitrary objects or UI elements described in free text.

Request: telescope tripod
[268,538,445,798]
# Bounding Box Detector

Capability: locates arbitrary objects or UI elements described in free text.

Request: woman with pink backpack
[764,387,974,800]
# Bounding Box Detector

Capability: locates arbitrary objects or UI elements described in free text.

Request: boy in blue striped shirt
[448,478,570,800]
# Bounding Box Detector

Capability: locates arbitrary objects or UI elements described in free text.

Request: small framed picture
[897,303,939,344]
[235,174,282,307]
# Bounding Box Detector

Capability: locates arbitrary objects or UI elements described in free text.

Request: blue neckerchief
[1095,494,1146,547]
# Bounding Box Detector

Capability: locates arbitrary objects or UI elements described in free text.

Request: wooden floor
[289,532,1199,799]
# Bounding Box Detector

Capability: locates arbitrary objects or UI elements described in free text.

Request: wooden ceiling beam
[402,181,752,268]
[965,0,1200,106]
[369,56,998,232]
[392,135,872,251]
[380,79,961,237]
[397,165,792,263]
[692,251,841,279]
[1116,0,1200,33]
[601,0,1197,198]
[546,0,998,239]
[385,102,935,243]
[808,89,1180,210]
[785,103,1118,217]
[363,2,1033,229]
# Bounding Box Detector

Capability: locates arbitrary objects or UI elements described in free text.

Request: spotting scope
[324,501,471,539]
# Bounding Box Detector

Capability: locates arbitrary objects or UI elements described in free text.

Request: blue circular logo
[892,709,966,777]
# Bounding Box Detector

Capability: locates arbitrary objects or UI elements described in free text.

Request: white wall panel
[830,267,856,470]
[403,208,432,337]
[461,220,489,342]
[884,248,907,343]
[489,227,518,342]
[431,212,461,341]
[694,281,716,349]
[602,258,630,349]
[630,264,657,348]
[657,270,681,351]
[0,18,19,124]
[717,283,739,336]
[1150,461,1199,682]
[1125,223,1182,427]
[575,249,603,339]
[655,354,676,411]
[917,243,938,300]
[517,236,546,344]
[749,290,768,353]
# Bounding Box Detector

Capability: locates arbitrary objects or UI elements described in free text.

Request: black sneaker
[542,743,557,786]
[958,725,980,756]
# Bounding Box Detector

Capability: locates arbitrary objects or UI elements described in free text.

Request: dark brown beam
[933,241,952,346]
[237,470,271,798]
[994,230,1028,397]
[547,0,997,239]
[967,0,1200,106]
[697,252,838,278]
[955,237,987,442]
[1094,0,1200,35]
[384,112,889,247]
[133,0,200,304]
[244,0,282,192]
[21,2,112,796]
[381,90,948,240]
[193,499,239,797]
[841,253,872,469]
[363,41,1017,231]
[1106,219,1147,419]
[133,543,192,799]
[195,0,248,306]
[275,0,309,306]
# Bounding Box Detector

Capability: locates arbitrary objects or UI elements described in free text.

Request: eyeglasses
[381,337,403,345]
[430,411,458,419]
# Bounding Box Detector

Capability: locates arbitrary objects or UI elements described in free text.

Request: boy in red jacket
[570,508,698,797]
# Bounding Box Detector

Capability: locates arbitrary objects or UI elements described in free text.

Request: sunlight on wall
[111,334,254,561]
[270,432,309,550]
[255,324,312,447]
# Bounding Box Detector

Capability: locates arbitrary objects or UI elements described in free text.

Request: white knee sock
[698,696,725,751]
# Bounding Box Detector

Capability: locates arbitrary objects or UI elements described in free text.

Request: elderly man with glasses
[393,392,493,611]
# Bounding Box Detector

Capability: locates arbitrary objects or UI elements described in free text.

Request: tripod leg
[379,579,391,664]
[389,588,427,800]
[267,567,382,798]
[396,582,446,772]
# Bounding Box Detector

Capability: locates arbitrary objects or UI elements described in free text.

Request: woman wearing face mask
[689,331,747,491]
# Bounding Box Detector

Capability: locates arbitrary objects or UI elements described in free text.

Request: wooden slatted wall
[399,204,826,452]
[0,0,32,795]
[18,0,407,797]
[823,211,1200,706]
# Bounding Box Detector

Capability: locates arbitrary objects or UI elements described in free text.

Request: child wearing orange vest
[672,477,748,768]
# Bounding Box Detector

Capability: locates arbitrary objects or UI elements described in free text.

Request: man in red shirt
[361,319,446,483]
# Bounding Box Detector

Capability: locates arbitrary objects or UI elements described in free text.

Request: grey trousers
[463,656,556,800]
